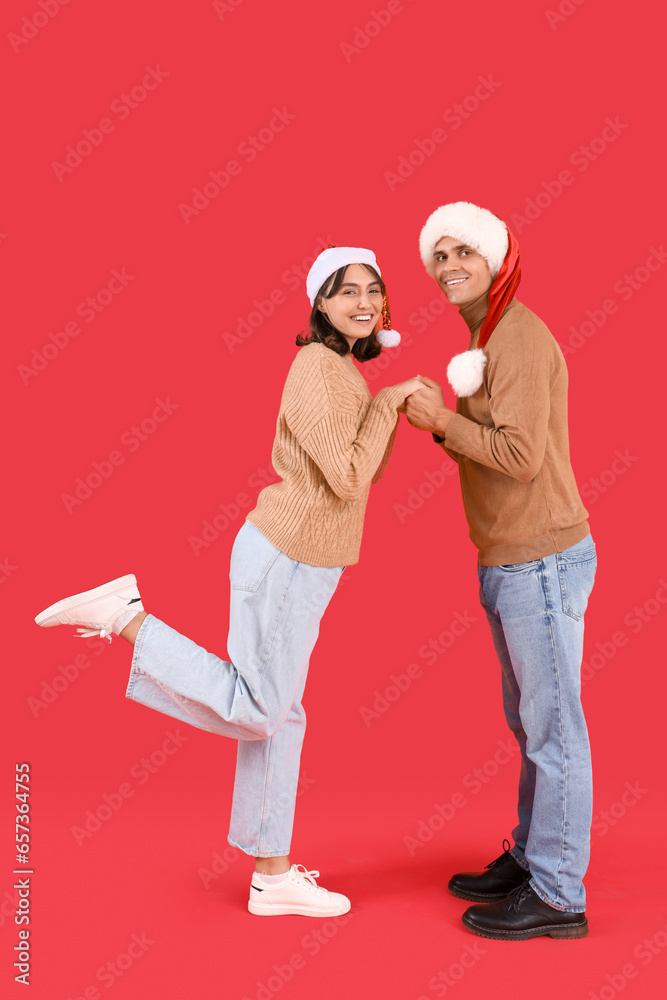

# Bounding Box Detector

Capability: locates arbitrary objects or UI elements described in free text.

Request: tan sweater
[439,298,589,566]
[247,343,404,566]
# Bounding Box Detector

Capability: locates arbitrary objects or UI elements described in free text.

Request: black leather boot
[448,840,531,901]
[461,881,589,940]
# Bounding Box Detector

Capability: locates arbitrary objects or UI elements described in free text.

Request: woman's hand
[394,376,427,398]
[404,375,454,435]
[393,376,426,413]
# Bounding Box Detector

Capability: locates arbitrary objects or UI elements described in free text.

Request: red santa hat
[419,202,521,395]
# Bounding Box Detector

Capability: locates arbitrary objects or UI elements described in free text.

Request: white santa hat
[306,245,401,347]
[419,201,508,279]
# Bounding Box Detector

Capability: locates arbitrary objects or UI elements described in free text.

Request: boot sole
[448,882,528,902]
[462,912,589,940]
[35,574,137,626]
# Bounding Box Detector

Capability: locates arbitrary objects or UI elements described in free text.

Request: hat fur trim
[419,202,508,279]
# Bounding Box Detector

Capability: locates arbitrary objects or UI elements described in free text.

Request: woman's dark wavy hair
[295,263,385,362]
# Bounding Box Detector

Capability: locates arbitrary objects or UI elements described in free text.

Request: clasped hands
[396,375,454,439]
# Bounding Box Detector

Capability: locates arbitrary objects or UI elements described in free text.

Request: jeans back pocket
[557,542,597,620]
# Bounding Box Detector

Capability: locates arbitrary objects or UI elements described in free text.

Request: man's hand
[405,375,454,436]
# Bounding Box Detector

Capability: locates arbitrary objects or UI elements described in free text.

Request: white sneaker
[34,574,144,642]
[248,864,351,917]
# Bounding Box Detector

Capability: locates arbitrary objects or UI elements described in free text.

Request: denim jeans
[478,534,597,911]
[126,521,344,857]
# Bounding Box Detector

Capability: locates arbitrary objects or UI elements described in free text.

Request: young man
[405,201,596,940]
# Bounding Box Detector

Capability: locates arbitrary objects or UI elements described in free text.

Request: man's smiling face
[431,235,493,307]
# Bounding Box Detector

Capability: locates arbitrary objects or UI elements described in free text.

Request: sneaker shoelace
[75,626,113,642]
[291,866,325,894]
[71,591,140,642]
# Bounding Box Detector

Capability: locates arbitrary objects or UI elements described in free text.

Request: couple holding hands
[35,201,596,941]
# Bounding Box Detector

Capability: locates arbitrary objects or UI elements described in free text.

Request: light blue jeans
[126,521,344,857]
[478,534,597,912]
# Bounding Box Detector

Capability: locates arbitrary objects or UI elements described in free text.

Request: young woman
[35,246,424,918]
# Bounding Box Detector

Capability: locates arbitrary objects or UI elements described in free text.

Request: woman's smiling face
[318,263,384,349]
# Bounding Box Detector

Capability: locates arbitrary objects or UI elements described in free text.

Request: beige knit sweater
[440,298,589,566]
[247,343,405,566]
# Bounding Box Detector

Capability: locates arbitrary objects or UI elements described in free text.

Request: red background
[3,1,666,998]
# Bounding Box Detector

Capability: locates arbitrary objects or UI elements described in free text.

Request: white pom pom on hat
[419,201,508,279]
[447,348,487,397]
[376,328,401,348]
[305,244,401,346]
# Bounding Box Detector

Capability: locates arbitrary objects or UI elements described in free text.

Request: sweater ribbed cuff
[375,384,409,412]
